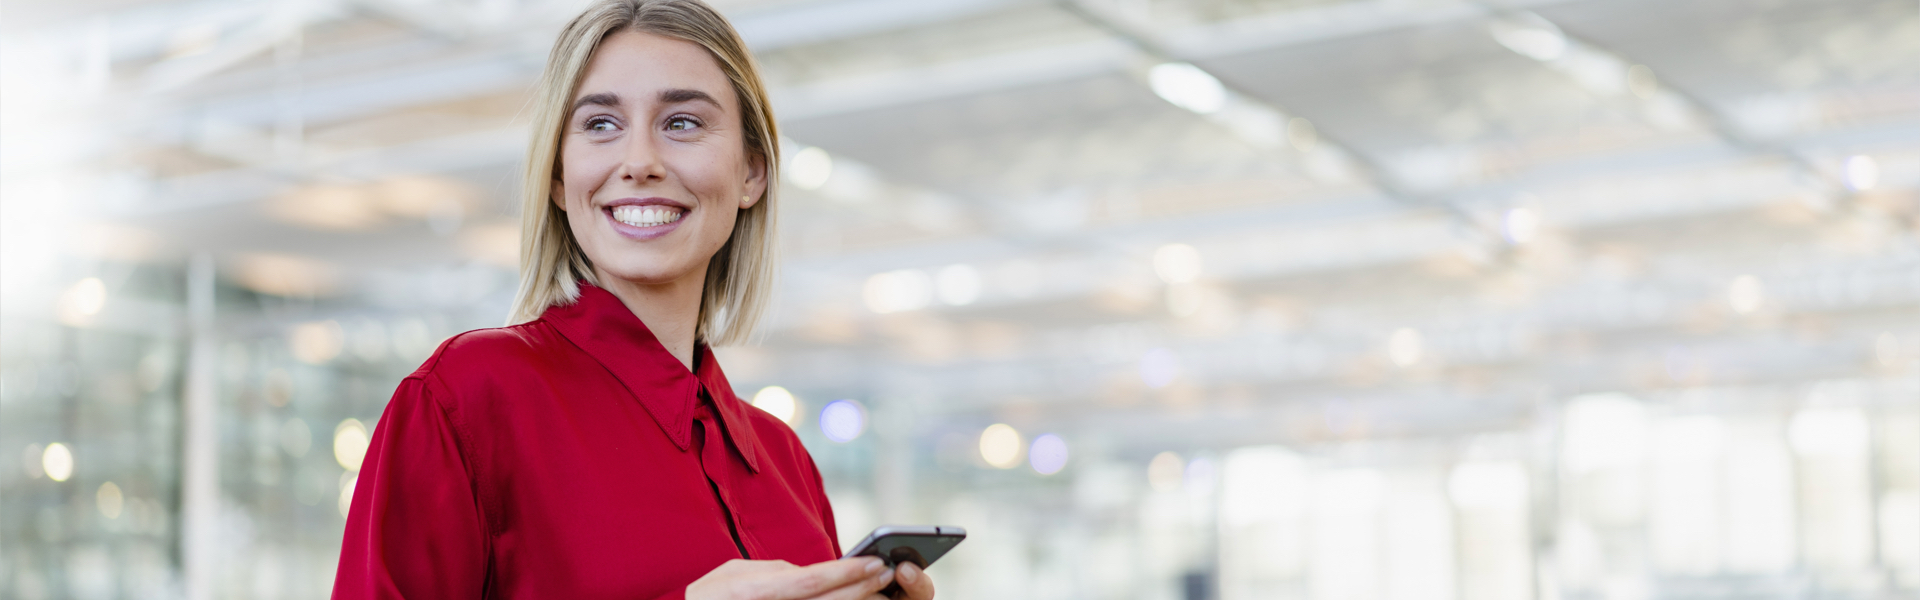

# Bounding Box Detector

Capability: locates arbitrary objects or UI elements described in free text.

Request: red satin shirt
[333,283,841,599]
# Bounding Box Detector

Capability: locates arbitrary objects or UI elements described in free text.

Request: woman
[332,1,936,598]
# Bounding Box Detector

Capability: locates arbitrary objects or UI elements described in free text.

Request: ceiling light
[1503,207,1541,245]
[1728,275,1764,315]
[936,264,982,306]
[863,269,933,314]
[1153,243,1203,284]
[1844,155,1878,191]
[1489,15,1567,62]
[1387,328,1423,367]
[1149,62,1227,115]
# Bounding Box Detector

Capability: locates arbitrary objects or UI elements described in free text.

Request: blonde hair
[508,0,778,346]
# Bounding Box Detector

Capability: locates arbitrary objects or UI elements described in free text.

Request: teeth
[612,205,684,227]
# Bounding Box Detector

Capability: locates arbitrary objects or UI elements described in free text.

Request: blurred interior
[4,0,1920,598]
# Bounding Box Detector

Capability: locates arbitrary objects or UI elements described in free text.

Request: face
[555,30,765,289]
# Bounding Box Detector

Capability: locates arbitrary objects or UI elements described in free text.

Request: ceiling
[3,0,1917,456]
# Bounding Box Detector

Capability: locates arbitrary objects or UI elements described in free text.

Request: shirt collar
[541,282,761,473]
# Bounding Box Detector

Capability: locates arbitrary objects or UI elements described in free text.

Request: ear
[740,151,768,209]
[550,179,567,212]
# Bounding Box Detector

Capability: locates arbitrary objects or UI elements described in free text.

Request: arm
[332,376,489,599]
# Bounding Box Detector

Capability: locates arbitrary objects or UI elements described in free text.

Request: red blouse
[333,283,841,599]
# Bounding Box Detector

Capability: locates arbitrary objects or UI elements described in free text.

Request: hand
[888,562,935,600]
[685,557,897,600]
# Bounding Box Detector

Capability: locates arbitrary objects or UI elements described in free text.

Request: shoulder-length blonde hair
[508,0,778,346]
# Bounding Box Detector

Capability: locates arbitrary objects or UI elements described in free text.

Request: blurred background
[3,0,1919,598]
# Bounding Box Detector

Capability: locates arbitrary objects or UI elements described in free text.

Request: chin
[593,257,699,287]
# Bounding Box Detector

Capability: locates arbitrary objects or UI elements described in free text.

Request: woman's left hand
[890,563,934,600]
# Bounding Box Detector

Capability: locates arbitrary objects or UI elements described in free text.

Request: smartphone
[842,525,967,570]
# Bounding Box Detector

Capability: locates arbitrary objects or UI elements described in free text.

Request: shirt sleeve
[333,375,489,599]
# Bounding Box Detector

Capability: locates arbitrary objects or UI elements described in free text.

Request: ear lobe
[550,180,567,212]
[742,153,768,209]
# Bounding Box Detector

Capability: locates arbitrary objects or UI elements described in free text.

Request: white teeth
[612,205,684,227]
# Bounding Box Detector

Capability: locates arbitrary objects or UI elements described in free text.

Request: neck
[592,266,706,371]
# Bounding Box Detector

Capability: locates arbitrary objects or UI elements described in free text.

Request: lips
[602,197,689,239]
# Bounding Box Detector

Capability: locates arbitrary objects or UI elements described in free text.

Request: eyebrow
[570,89,722,114]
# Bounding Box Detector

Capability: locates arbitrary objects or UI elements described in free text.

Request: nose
[618,131,666,183]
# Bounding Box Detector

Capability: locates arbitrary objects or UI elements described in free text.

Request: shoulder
[406,320,572,384]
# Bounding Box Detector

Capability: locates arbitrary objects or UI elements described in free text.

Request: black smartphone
[842,525,967,571]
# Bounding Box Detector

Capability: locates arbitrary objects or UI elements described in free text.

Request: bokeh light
[42,443,73,482]
[1148,451,1184,493]
[752,386,798,425]
[788,146,834,190]
[979,424,1022,469]
[292,320,346,365]
[1029,434,1068,475]
[1728,275,1765,315]
[1140,348,1179,389]
[334,419,370,471]
[820,400,866,443]
[863,269,933,314]
[56,277,106,326]
[1152,243,1203,284]
[935,264,982,306]
[1387,328,1424,367]
[97,481,124,519]
[1844,155,1879,191]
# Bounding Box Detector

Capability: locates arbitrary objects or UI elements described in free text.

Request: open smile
[602,197,690,239]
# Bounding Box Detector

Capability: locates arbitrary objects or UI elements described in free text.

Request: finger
[805,564,894,600]
[894,563,935,600]
[766,558,887,600]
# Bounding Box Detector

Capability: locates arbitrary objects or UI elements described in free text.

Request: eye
[666,116,702,132]
[584,117,618,133]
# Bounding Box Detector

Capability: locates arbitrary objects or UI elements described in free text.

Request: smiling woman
[329,2,933,599]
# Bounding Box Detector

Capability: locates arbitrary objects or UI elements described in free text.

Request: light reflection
[1788,408,1869,458]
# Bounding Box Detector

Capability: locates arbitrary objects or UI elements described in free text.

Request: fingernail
[865,558,886,573]
[900,563,919,584]
[877,568,895,584]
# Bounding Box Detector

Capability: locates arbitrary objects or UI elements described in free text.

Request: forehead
[577,30,734,109]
